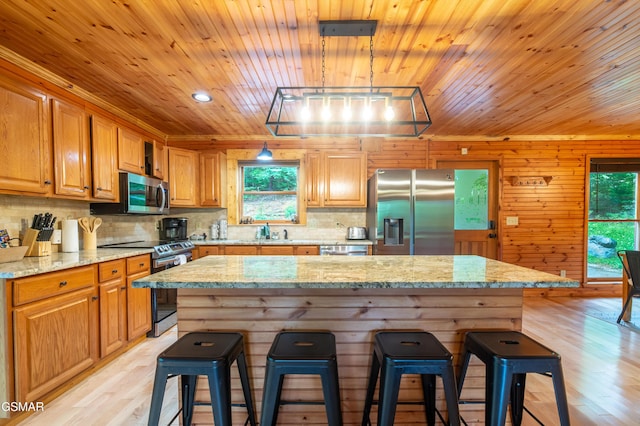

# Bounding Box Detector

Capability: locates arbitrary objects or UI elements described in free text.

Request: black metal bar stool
[361,331,461,426]
[260,331,342,426]
[147,332,257,426]
[457,330,570,426]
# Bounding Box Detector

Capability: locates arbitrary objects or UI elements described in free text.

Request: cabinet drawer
[199,246,220,257]
[295,246,320,255]
[126,254,150,275]
[98,259,126,283]
[261,246,294,255]
[223,246,258,255]
[13,265,95,306]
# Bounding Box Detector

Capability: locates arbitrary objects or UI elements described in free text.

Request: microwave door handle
[157,184,166,212]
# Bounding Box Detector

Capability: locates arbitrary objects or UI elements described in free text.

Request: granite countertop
[0,248,153,279]
[133,255,579,290]
[192,239,373,246]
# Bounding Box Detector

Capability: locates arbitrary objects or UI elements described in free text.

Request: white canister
[210,224,219,240]
[218,218,228,240]
[61,219,79,252]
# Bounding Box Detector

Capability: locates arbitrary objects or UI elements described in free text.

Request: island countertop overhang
[132,255,578,290]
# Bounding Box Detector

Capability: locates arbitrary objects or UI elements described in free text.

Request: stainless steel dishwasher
[319,245,369,256]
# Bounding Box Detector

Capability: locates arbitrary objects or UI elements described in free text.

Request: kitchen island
[133,255,578,425]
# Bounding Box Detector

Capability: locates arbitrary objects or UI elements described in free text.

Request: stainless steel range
[99,240,194,337]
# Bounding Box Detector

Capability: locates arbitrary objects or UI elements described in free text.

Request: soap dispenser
[264,222,270,239]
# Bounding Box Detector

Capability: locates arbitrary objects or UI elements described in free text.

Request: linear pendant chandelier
[265,20,432,137]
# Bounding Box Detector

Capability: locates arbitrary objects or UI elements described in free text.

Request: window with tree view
[588,159,640,280]
[241,161,299,222]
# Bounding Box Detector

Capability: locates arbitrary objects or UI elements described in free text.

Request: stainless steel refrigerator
[366,169,455,255]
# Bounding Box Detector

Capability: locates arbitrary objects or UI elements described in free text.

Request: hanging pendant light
[257,142,273,160]
[265,20,432,137]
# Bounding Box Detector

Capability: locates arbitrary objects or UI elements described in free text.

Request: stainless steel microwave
[90,172,169,215]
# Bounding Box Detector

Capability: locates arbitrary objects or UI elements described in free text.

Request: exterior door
[436,160,499,259]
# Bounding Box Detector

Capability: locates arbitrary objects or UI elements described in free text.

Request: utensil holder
[23,228,52,257]
[83,231,97,251]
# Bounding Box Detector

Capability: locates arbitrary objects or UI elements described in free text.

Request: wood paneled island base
[133,255,577,425]
[178,286,521,425]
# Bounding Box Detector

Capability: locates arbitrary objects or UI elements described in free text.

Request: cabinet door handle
[120,286,127,291]
[83,185,90,190]
[44,180,52,185]
[97,187,103,191]
[139,263,145,267]
[92,296,99,301]
[59,280,68,287]
[112,269,118,274]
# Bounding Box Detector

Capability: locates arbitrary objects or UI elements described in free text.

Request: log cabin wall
[428,138,640,297]
[181,138,638,297]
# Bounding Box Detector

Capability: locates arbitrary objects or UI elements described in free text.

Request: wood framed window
[239,161,300,223]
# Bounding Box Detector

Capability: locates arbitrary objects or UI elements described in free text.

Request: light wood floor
[14,297,640,425]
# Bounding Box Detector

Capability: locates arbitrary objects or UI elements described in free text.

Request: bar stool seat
[147,332,257,426]
[457,330,570,426]
[361,331,460,426]
[260,331,342,426]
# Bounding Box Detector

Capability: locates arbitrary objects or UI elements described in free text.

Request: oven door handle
[155,256,179,268]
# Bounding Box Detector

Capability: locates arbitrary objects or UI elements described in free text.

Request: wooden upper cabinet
[151,140,167,180]
[52,99,91,198]
[305,152,323,207]
[168,147,198,206]
[200,151,226,207]
[117,127,145,174]
[305,152,367,207]
[90,114,119,201]
[0,75,52,195]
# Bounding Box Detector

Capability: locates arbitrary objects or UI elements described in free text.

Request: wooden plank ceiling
[0,0,638,139]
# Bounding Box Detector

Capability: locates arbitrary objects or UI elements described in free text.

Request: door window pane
[454,170,488,230]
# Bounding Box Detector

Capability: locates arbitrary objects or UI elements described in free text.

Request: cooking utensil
[78,217,91,233]
[91,217,102,232]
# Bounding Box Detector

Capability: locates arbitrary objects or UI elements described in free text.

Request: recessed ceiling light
[192,92,212,102]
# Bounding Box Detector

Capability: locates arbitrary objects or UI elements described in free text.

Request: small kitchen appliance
[347,227,367,240]
[160,217,188,242]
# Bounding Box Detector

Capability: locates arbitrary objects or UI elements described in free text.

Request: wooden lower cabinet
[260,245,294,255]
[198,245,321,256]
[13,286,99,402]
[294,245,319,255]
[126,254,151,340]
[10,254,151,407]
[223,245,259,255]
[98,259,127,357]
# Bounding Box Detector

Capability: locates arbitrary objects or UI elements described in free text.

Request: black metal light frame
[264,20,432,138]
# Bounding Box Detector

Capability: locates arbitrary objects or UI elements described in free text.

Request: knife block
[22,228,51,257]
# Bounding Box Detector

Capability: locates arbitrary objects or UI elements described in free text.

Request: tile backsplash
[0,194,366,248]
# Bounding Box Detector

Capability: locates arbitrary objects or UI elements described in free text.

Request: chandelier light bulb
[321,104,332,121]
[384,105,395,121]
[300,105,311,122]
[362,104,374,121]
[342,105,352,121]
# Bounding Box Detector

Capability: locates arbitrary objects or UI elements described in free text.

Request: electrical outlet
[461,148,468,155]
[560,270,567,277]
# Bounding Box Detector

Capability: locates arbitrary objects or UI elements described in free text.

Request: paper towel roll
[61,219,79,253]
[175,254,187,265]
